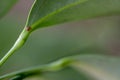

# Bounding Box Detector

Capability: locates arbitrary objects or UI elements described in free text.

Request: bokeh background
[0,0,120,80]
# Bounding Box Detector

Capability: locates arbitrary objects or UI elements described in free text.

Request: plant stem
[0,27,31,67]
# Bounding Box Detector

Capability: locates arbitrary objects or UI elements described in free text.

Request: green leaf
[71,55,120,80]
[0,0,18,19]
[1,54,120,80]
[27,0,120,31]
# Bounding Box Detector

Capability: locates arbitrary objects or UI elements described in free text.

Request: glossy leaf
[0,0,18,19]
[27,0,120,31]
[71,55,120,80]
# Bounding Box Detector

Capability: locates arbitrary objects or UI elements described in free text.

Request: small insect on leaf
[26,27,31,31]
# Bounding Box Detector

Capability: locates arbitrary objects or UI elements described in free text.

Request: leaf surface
[71,55,120,80]
[27,0,120,30]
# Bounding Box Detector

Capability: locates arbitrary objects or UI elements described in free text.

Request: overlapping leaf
[27,0,120,31]
[1,55,120,80]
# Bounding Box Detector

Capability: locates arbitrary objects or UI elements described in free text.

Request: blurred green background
[0,0,120,80]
